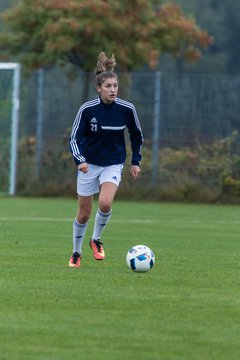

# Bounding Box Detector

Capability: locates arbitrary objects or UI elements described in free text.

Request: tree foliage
[0,0,212,71]
[221,0,240,74]
[170,0,240,74]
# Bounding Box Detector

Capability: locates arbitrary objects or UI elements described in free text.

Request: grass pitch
[0,197,240,360]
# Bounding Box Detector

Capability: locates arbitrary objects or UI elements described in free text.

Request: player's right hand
[78,162,88,173]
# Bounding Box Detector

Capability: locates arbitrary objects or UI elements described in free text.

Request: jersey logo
[90,117,97,131]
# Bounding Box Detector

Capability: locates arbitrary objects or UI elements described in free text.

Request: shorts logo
[112,176,118,181]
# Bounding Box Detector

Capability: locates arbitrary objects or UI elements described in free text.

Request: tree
[0,0,212,72]
[169,0,237,75]
[221,0,240,74]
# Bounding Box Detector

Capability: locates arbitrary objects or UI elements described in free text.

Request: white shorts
[77,164,124,196]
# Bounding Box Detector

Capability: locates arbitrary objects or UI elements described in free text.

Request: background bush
[16,130,240,203]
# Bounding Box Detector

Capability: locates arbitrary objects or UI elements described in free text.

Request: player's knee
[76,210,91,224]
[99,199,112,213]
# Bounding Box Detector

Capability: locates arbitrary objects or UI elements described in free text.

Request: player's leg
[90,164,122,260]
[74,194,93,252]
[69,164,99,268]
[90,182,118,260]
[69,195,93,268]
[94,181,118,236]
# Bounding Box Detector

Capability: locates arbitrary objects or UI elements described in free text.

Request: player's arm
[69,106,87,166]
[128,106,144,167]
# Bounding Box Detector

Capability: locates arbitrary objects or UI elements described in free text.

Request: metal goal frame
[0,62,21,195]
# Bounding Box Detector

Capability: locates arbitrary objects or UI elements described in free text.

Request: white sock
[92,208,112,241]
[73,219,88,255]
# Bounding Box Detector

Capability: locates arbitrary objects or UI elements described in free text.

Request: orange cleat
[68,252,81,268]
[89,239,105,260]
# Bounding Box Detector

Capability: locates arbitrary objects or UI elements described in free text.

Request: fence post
[35,68,44,178]
[151,71,161,187]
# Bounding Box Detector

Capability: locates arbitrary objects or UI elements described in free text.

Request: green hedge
[16,130,240,203]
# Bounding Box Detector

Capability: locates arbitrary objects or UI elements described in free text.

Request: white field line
[0,217,240,224]
[0,217,155,223]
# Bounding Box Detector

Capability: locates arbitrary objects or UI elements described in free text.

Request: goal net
[0,63,21,195]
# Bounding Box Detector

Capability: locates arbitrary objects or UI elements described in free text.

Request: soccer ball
[126,245,155,272]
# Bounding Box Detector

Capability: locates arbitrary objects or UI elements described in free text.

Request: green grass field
[0,197,240,360]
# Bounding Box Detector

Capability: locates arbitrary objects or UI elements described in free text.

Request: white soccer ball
[126,245,155,272]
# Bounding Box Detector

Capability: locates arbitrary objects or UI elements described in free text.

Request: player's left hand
[131,165,141,180]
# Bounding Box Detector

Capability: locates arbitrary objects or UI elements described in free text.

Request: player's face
[97,77,118,104]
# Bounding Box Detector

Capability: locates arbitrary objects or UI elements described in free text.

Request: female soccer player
[68,52,143,268]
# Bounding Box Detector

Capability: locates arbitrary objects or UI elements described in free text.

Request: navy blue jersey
[69,96,143,167]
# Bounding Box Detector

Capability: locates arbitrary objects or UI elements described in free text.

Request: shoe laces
[72,252,80,263]
[93,239,103,252]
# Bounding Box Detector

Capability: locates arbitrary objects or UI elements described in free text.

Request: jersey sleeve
[128,106,144,166]
[69,106,87,165]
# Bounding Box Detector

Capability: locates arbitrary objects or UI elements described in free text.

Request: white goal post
[0,62,21,195]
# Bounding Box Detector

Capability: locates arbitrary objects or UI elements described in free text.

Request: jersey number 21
[91,124,97,132]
